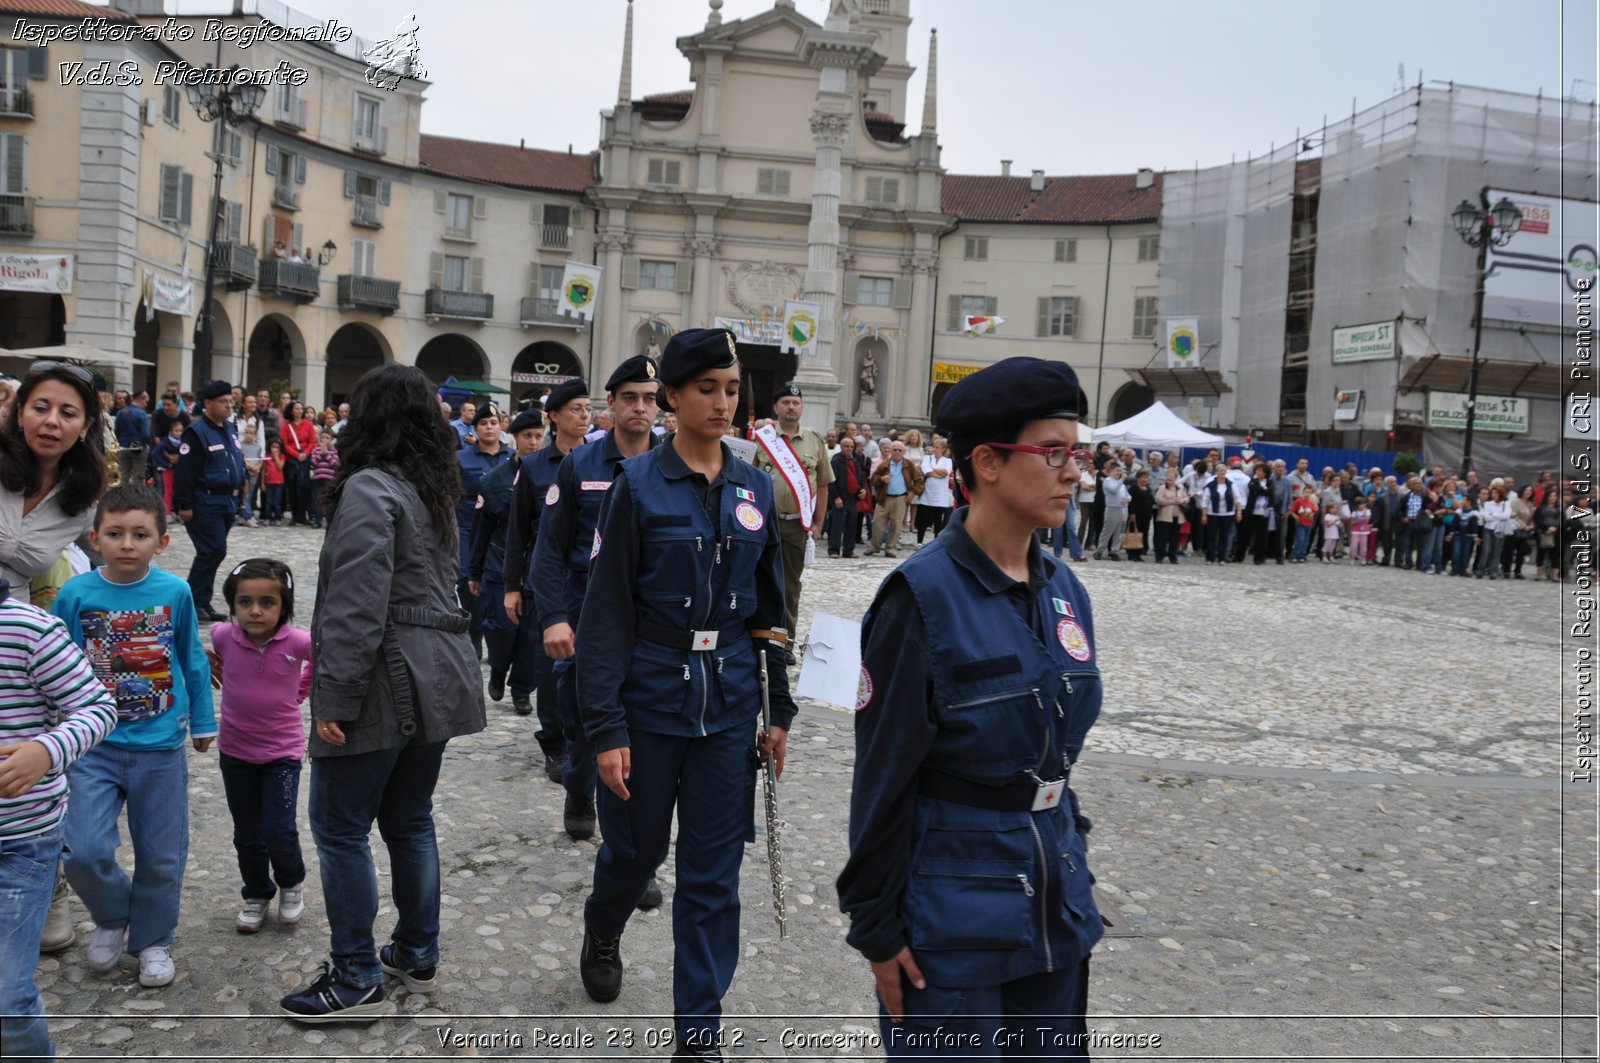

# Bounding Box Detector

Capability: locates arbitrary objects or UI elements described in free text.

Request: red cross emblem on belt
[700,637,711,647]
[1044,790,1057,804]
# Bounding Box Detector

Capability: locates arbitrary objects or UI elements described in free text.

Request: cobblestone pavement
[37,522,1592,1061]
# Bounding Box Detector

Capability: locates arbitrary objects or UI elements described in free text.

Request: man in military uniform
[456,404,511,659]
[469,408,544,706]
[530,356,665,926]
[504,379,592,779]
[172,379,246,621]
[752,383,831,665]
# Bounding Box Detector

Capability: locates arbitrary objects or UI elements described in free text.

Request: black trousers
[827,501,857,555]
[1154,519,1179,561]
[914,505,951,542]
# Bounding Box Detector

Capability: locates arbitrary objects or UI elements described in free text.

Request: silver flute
[756,647,789,939]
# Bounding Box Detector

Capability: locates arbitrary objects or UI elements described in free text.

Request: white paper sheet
[796,612,862,709]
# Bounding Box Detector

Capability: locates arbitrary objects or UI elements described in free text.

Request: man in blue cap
[172,380,245,621]
[531,354,665,910]
[839,356,1102,1056]
[504,379,591,776]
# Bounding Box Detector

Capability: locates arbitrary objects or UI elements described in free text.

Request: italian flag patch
[1052,596,1075,617]
[735,487,756,502]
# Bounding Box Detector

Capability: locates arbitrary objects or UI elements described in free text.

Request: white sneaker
[86,925,124,972]
[278,886,305,926]
[237,898,269,934]
[138,945,175,987]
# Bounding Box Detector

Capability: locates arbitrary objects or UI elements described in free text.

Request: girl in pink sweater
[211,558,313,934]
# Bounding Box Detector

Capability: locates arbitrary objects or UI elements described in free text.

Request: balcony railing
[519,296,589,330]
[425,288,493,321]
[0,87,33,117]
[0,194,34,234]
[539,224,572,250]
[352,194,381,228]
[275,96,306,129]
[337,274,401,313]
[213,241,257,290]
[442,225,475,242]
[353,126,388,155]
[271,186,300,211]
[258,258,320,301]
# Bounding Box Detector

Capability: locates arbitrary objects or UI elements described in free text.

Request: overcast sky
[187,0,1597,176]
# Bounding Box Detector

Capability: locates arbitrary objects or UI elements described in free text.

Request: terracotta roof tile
[418,134,597,195]
[0,0,134,18]
[942,172,1164,225]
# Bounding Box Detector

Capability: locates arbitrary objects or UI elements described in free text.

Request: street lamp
[186,65,266,387]
[317,240,338,267]
[1450,190,1523,480]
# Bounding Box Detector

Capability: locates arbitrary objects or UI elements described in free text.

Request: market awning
[1125,367,1232,397]
[1396,355,1568,397]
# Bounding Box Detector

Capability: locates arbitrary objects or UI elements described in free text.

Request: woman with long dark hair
[0,361,106,596]
[280,401,316,525]
[280,363,486,1024]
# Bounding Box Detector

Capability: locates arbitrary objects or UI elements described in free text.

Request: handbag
[1122,528,1145,550]
[1414,509,1435,531]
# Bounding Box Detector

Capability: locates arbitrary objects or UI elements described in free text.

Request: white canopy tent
[1093,401,1224,451]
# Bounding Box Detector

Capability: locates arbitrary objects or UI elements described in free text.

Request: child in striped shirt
[0,583,117,1063]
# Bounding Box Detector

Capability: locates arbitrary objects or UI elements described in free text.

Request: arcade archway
[246,313,305,396]
[416,333,487,387]
[326,323,391,406]
[510,340,582,407]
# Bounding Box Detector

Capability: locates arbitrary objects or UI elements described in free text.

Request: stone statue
[859,348,878,396]
[645,337,662,360]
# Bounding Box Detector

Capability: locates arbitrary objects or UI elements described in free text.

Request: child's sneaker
[138,945,175,987]
[278,886,305,925]
[280,961,394,1023]
[86,924,124,971]
[237,898,269,934]
[379,942,437,993]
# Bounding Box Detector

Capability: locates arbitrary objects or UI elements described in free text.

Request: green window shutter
[1037,297,1051,337]
[433,189,446,213]
[674,259,692,293]
[3,134,23,196]
[378,179,391,205]
[1069,296,1080,336]
[890,276,912,309]
[159,164,179,221]
[265,144,278,176]
[473,195,488,220]
[294,154,306,184]
[528,262,539,299]
[344,170,357,197]
[985,296,998,317]
[26,46,46,80]
[429,251,443,288]
[178,171,193,226]
[620,255,640,290]
[469,257,484,293]
[946,294,960,331]
[842,271,859,304]
[290,222,302,251]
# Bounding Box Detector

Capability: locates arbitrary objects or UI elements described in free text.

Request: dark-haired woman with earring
[280,363,486,1024]
[0,360,109,957]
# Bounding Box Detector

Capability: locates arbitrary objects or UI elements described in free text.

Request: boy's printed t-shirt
[52,567,216,751]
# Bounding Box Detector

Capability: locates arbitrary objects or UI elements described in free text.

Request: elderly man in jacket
[864,440,924,558]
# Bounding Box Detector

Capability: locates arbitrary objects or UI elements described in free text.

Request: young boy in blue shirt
[53,484,217,988]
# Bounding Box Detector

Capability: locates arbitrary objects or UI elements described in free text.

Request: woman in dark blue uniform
[575,327,796,1060]
[837,357,1103,1059]
[455,404,509,659]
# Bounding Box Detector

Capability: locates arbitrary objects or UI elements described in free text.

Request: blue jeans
[1291,522,1312,559]
[1419,524,1445,572]
[264,483,285,521]
[63,744,189,953]
[1453,530,1476,574]
[309,741,446,989]
[218,753,306,901]
[1043,502,1082,559]
[241,471,259,519]
[0,824,63,1062]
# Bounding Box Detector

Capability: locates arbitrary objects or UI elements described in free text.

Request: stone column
[799,111,850,430]
[595,228,631,384]
[902,249,939,424]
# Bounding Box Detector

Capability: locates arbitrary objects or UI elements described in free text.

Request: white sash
[754,424,814,533]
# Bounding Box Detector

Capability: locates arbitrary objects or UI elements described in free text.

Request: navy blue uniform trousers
[585,726,756,1042]
[880,959,1091,1059]
[185,493,236,608]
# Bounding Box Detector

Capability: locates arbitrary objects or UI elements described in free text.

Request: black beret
[472,403,500,426]
[544,379,589,413]
[509,409,542,435]
[606,353,659,392]
[772,382,803,406]
[936,357,1083,444]
[200,379,233,400]
[659,328,738,388]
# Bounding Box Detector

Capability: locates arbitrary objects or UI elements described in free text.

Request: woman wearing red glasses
[839,355,1103,1058]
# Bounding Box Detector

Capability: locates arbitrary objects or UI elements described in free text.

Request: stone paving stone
[37,523,1576,1060]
